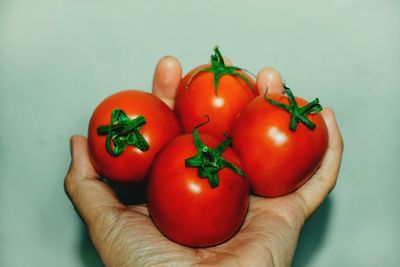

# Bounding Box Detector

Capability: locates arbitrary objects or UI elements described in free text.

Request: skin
[64,56,343,267]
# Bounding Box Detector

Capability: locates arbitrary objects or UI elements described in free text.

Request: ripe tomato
[174,47,256,141]
[147,125,249,247]
[232,86,328,197]
[88,90,181,183]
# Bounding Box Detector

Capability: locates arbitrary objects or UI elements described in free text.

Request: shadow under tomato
[78,180,147,267]
[292,196,333,267]
[103,179,147,205]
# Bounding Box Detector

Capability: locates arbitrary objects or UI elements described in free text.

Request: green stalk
[186,46,255,95]
[185,119,245,188]
[264,85,323,131]
[97,109,149,157]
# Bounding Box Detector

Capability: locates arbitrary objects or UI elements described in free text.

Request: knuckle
[64,171,76,199]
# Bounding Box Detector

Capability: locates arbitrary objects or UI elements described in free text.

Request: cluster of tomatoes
[87,47,328,247]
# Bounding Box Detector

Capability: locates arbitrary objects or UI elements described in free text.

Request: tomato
[232,86,328,197]
[88,90,181,183]
[147,125,249,247]
[175,47,256,141]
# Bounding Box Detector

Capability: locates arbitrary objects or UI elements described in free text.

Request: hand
[64,56,343,267]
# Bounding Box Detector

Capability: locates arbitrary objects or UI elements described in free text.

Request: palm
[100,186,306,267]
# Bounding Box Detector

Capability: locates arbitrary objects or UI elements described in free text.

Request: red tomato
[147,127,249,247]
[175,47,256,141]
[232,86,328,197]
[88,90,181,183]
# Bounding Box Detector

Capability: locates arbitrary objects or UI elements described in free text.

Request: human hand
[64,56,343,267]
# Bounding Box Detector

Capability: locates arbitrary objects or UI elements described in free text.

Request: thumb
[64,135,125,241]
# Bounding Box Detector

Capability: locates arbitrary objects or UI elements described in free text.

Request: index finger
[152,56,182,109]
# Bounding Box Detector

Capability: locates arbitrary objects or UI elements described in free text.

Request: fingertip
[70,134,86,144]
[70,135,78,158]
[223,56,231,66]
[152,55,182,101]
[69,136,74,158]
[256,67,284,95]
[158,55,182,71]
[321,108,339,135]
[68,135,98,180]
[321,107,334,118]
[70,135,87,158]
[321,107,344,151]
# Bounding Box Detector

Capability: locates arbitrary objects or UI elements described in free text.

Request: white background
[1,0,399,266]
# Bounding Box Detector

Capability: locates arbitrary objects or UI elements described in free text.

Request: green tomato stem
[186,46,255,95]
[264,85,323,131]
[97,109,149,157]
[185,118,245,188]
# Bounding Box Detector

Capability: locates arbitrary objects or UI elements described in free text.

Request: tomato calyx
[186,46,255,95]
[264,85,323,131]
[185,121,245,188]
[97,109,150,156]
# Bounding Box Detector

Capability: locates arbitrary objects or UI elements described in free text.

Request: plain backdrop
[1,0,399,266]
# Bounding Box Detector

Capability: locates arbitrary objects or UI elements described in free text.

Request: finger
[223,56,231,66]
[291,108,344,218]
[68,135,98,181]
[256,67,284,95]
[152,56,182,109]
[64,135,125,228]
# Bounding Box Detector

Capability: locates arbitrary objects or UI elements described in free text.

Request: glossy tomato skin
[147,133,249,247]
[175,65,256,141]
[88,90,181,183]
[232,94,328,197]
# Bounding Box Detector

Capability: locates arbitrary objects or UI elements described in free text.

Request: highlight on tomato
[147,121,250,247]
[88,90,181,183]
[232,85,328,197]
[174,46,257,141]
